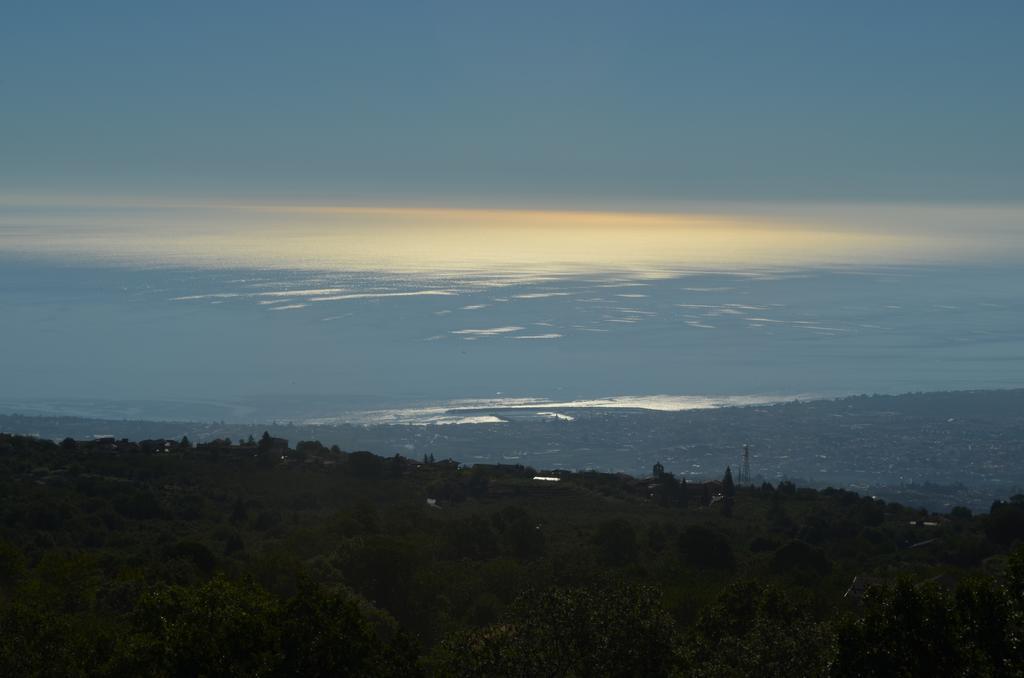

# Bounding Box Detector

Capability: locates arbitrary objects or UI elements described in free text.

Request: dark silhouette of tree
[445,515,499,560]
[769,540,831,579]
[114,576,418,677]
[163,541,217,575]
[258,431,272,451]
[768,491,791,528]
[653,472,687,508]
[592,519,637,566]
[646,523,669,553]
[335,536,418,624]
[678,525,735,571]
[720,467,736,515]
[833,580,965,677]
[224,532,244,556]
[700,483,711,506]
[954,576,1020,672]
[179,435,191,449]
[431,584,677,677]
[723,466,735,497]
[950,505,973,520]
[114,489,163,520]
[119,576,280,676]
[682,581,832,677]
[0,599,101,677]
[230,498,247,524]
[987,500,1024,544]
[347,451,384,478]
[493,507,546,559]
[278,581,418,677]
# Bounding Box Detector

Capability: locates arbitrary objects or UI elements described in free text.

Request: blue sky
[3,1,1022,205]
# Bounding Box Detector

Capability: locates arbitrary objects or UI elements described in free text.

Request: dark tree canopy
[722,466,735,497]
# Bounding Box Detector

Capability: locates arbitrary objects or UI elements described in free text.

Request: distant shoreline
[2,386,1023,431]
[4,387,1024,510]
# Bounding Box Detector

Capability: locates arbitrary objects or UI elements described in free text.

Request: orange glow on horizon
[2,195,1021,274]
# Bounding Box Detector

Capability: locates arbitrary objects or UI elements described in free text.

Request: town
[3,388,1022,511]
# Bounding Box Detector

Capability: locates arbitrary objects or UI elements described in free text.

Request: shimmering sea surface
[2,199,1023,423]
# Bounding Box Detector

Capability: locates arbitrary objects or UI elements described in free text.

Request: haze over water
[3,198,1023,424]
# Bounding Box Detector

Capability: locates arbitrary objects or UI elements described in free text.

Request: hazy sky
[4,1,1023,205]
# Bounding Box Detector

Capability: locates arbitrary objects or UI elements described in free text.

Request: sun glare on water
[1,197,1021,276]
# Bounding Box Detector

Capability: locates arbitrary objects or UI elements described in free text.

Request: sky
[3,1,1023,206]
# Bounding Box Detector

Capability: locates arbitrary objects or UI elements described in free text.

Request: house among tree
[257,431,288,452]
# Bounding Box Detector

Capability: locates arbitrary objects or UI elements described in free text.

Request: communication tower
[738,444,751,485]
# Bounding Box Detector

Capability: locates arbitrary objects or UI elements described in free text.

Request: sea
[2,199,1023,424]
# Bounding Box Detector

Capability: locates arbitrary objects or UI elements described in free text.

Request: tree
[347,451,384,478]
[0,539,26,593]
[118,576,280,677]
[768,491,791,528]
[769,540,831,580]
[681,581,833,677]
[592,519,637,567]
[722,466,735,497]
[678,526,735,571]
[654,473,687,508]
[163,541,217,575]
[720,467,736,516]
[445,515,499,560]
[493,507,545,559]
[114,489,163,520]
[954,576,1022,672]
[224,532,245,556]
[986,500,1024,544]
[115,575,421,677]
[700,484,711,507]
[430,583,678,677]
[179,435,191,449]
[231,498,247,524]
[950,505,973,520]
[833,580,966,677]
[278,582,419,677]
[0,600,103,677]
[334,536,418,624]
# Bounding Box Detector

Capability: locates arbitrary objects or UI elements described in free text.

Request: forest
[2,431,1024,676]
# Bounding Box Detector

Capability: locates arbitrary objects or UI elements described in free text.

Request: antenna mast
[739,444,751,484]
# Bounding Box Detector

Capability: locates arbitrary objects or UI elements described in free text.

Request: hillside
[2,431,1024,675]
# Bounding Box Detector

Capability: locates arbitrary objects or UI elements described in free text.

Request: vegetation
[2,431,1024,675]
